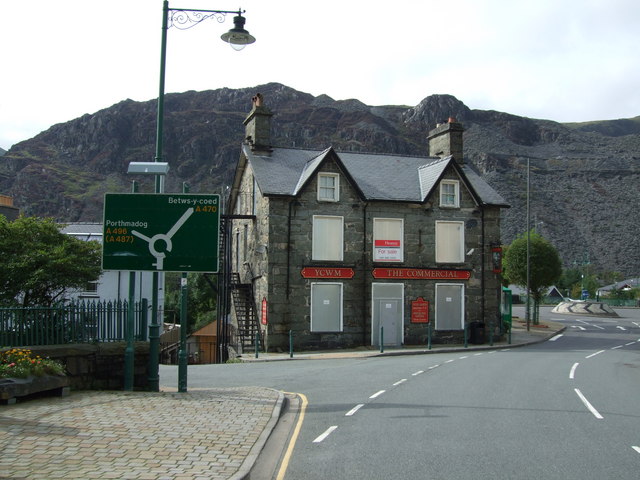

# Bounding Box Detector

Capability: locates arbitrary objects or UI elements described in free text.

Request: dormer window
[440,180,459,208]
[318,173,340,202]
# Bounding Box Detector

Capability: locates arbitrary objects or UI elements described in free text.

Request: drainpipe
[286,200,295,299]
[481,206,486,325]
[362,203,368,346]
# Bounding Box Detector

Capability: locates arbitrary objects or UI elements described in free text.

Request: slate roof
[243,144,508,207]
[61,223,103,243]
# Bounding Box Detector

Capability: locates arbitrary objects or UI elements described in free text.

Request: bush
[0,348,65,378]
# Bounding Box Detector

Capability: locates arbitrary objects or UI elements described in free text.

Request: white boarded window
[373,218,403,262]
[318,173,340,202]
[311,283,343,332]
[435,221,464,263]
[440,180,460,208]
[312,215,343,261]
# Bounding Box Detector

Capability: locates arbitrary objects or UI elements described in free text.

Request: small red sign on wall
[301,267,355,279]
[411,297,429,323]
[491,247,503,274]
[261,297,268,325]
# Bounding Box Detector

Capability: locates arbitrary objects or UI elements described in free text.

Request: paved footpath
[0,387,283,480]
[0,319,561,480]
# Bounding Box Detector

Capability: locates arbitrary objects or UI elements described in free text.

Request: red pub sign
[372,268,471,280]
[301,267,355,279]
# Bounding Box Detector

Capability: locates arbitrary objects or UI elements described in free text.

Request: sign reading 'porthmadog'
[102,193,220,273]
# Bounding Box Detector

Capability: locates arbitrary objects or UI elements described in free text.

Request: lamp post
[147,1,255,392]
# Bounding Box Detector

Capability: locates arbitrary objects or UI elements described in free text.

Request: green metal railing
[0,300,148,347]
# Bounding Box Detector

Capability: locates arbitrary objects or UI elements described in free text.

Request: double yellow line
[276,392,308,480]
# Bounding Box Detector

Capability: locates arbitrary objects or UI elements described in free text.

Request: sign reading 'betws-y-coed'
[102,193,220,273]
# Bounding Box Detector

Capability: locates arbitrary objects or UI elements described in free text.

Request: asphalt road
[161,306,640,479]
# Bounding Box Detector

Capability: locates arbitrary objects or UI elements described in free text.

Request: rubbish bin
[469,322,485,344]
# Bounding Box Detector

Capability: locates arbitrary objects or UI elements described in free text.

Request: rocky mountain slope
[1,83,638,277]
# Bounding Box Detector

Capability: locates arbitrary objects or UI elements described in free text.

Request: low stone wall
[26,343,150,391]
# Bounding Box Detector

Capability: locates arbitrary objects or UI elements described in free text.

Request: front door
[379,299,400,345]
[371,283,403,346]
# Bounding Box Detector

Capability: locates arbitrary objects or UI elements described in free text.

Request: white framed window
[440,180,460,208]
[311,283,343,332]
[82,280,99,296]
[312,215,343,261]
[318,173,340,202]
[435,221,464,263]
[373,218,403,262]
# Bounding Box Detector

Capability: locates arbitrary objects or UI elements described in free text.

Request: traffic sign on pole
[102,193,220,272]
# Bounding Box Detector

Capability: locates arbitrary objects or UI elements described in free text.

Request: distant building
[597,278,640,297]
[0,194,19,221]
[224,94,509,353]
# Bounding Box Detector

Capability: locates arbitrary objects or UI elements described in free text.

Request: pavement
[0,319,563,480]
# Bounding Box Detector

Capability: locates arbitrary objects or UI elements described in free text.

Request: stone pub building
[226,94,508,352]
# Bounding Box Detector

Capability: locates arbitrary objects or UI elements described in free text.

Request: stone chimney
[243,93,273,154]
[427,117,464,164]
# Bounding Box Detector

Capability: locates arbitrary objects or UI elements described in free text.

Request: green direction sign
[102,193,220,272]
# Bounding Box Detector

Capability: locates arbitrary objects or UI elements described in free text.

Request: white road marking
[474,353,484,356]
[345,404,364,417]
[459,356,469,360]
[574,389,603,419]
[393,379,407,386]
[412,370,424,376]
[428,365,440,369]
[626,342,636,346]
[571,326,586,331]
[570,363,579,379]
[445,359,454,364]
[549,334,563,341]
[313,426,338,443]
[612,345,623,350]
[577,319,604,330]
[617,326,627,331]
[632,446,640,454]
[586,350,605,359]
[369,390,386,399]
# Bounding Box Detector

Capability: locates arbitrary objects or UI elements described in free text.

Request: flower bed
[0,348,68,404]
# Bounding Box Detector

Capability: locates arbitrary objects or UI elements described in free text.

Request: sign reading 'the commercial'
[372,268,471,280]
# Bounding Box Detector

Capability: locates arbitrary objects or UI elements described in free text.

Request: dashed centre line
[313,426,338,443]
[345,404,364,417]
[586,350,605,359]
[369,390,386,399]
[412,370,424,376]
[393,379,407,386]
[575,388,603,419]
[569,363,579,379]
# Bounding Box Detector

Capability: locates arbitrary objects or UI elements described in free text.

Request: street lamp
[146,0,256,393]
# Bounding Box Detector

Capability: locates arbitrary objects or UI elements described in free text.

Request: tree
[164,272,217,333]
[503,231,562,324]
[0,215,102,306]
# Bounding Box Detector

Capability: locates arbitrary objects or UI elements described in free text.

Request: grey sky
[2,0,639,149]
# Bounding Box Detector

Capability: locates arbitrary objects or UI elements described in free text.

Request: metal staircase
[230,273,263,352]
